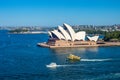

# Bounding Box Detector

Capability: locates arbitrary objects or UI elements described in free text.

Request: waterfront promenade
[37,42,120,48]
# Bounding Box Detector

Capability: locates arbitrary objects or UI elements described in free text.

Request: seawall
[37,42,120,48]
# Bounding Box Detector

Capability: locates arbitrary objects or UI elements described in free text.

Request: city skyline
[0,0,120,27]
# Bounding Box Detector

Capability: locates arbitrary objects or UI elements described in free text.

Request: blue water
[0,30,120,80]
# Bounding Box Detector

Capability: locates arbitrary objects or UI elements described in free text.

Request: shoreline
[8,31,47,34]
[37,42,120,48]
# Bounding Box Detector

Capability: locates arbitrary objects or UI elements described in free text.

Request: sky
[0,0,120,27]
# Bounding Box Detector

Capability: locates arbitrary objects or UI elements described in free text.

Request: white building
[87,36,99,42]
[48,23,99,42]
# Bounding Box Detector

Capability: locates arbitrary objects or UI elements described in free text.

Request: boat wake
[46,59,112,68]
[46,62,69,68]
[81,59,111,62]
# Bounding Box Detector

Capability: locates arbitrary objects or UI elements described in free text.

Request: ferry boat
[46,62,57,68]
[67,54,80,60]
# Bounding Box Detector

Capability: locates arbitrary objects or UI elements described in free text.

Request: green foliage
[85,30,106,34]
[104,31,120,41]
[9,29,28,33]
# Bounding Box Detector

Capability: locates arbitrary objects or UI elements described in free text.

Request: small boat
[67,54,80,60]
[46,62,57,68]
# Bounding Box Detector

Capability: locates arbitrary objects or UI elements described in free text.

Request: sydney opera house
[38,23,99,48]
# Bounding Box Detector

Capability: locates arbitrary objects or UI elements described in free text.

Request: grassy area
[9,29,29,33]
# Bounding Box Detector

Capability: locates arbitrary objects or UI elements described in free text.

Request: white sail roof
[63,23,75,41]
[48,23,99,42]
[87,36,99,42]
[51,30,65,40]
[75,31,86,41]
[58,26,71,40]
[48,31,53,38]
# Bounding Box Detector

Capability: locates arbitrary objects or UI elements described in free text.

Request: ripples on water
[0,30,120,80]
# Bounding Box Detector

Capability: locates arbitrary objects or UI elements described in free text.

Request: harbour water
[0,30,120,80]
